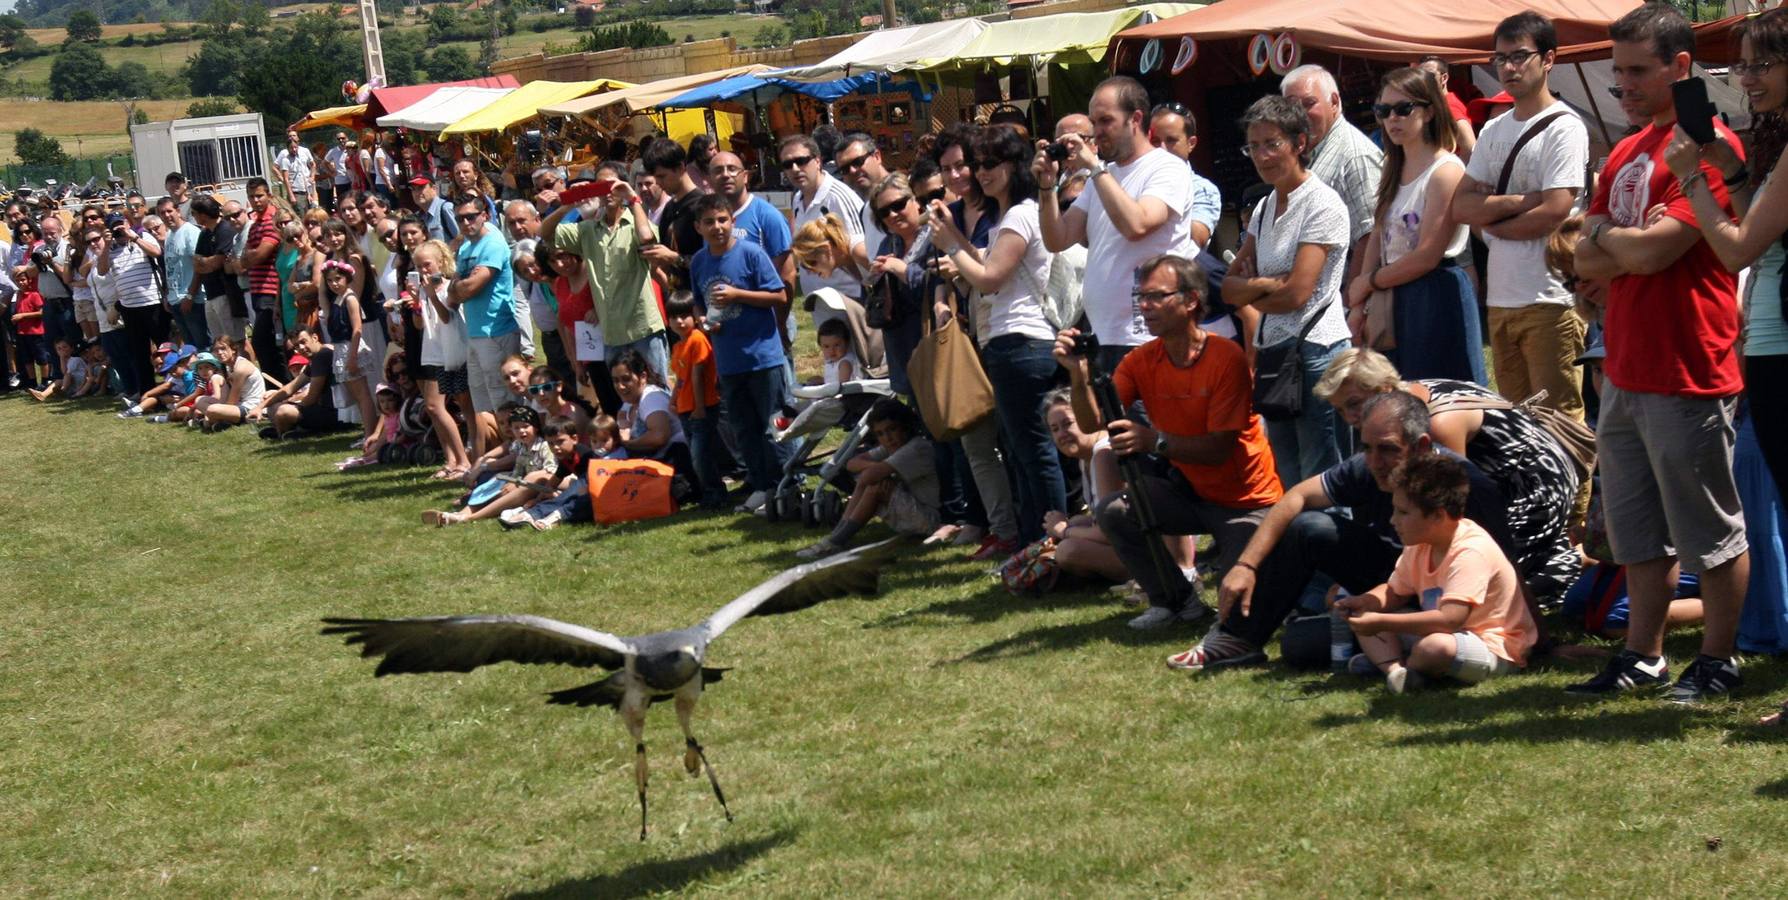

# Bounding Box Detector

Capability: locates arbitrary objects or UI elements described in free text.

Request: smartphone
[1672,77,1719,145]
[559,180,615,206]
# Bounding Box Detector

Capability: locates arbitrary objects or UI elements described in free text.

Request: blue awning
[656,72,926,108]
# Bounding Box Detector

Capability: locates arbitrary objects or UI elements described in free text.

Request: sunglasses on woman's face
[876,196,913,219]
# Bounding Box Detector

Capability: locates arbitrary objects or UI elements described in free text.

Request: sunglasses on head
[780,154,814,170]
[875,196,913,219]
[1151,101,1191,117]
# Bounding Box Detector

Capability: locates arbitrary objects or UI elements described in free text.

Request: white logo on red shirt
[1608,152,1654,228]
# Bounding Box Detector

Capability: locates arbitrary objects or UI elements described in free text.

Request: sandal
[1760,701,1788,727]
[422,510,447,527]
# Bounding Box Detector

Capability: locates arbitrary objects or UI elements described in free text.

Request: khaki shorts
[880,484,941,537]
[73,298,97,324]
[1597,385,1748,573]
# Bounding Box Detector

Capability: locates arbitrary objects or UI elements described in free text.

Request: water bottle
[1329,588,1357,673]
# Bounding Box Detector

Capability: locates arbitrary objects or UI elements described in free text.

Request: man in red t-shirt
[1057,253,1283,631]
[1570,3,1749,704]
[242,177,288,383]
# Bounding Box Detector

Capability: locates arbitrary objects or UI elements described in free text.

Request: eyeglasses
[379,230,398,241]
[1131,288,1184,305]
[83,213,103,220]
[837,152,870,172]
[230,212,248,220]
[780,155,814,169]
[455,211,482,222]
[1732,58,1787,79]
[875,196,913,219]
[1241,138,1290,158]
[1489,49,1542,68]
[1372,100,1431,119]
[975,159,1007,171]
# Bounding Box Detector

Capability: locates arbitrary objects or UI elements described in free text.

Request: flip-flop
[422,510,446,527]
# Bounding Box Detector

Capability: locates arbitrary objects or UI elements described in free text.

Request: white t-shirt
[1382,153,1469,264]
[857,196,886,270]
[1465,104,1589,309]
[274,146,315,193]
[622,384,687,456]
[1071,147,1197,346]
[325,146,352,186]
[822,349,861,386]
[1247,176,1351,348]
[984,200,1057,343]
[419,287,468,367]
[792,173,866,299]
[63,354,88,387]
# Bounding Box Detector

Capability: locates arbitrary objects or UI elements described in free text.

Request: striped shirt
[247,209,281,297]
[106,236,162,308]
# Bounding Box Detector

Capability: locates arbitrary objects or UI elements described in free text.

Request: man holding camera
[1055,254,1282,630]
[20,212,72,382]
[1039,76,1202,374]
[93,210,163,397]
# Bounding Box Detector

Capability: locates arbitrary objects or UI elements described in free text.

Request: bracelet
[1723,166,1750,188]
[1680,169,1708,193]
[1367,270,1382,291]
[1233,561,1257,572]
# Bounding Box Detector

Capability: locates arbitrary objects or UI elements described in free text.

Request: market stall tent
[775,19,990,82]
[538,65,780,119]
[656,71,924,109]
[290,104,369,133]
[377,86,515,131]
[438,78,631,135]
[365,75,519,122]
[919,3,1200,73]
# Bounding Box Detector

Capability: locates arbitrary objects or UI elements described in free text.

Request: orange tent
[1107,0,1641,71]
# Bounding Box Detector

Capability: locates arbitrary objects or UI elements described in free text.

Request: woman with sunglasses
[1345,66,1484,385]
[68,210,100,340]
[866,172,931,395]
[1222,95,1353,488]
[277,217,321,334]
[927,124,1068,548]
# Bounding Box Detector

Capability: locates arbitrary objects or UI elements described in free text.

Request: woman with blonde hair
[1346,66,1483,384]
[410,238,474,479]
[793,213,865,304]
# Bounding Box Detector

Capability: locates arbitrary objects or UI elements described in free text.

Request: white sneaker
[735,490,768,514]
[1128,606,1178,630]
[498,507,530,529]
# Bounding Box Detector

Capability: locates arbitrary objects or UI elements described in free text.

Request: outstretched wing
[320,614,634,677]
[699,537,899,640]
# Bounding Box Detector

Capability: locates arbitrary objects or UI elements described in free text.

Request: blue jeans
[982,334,1067,543]
[681,406,728,505]
[1264,338,1348,488]
[720,364,793,493]
[604,331,670,383]
[41,296,67,380]
[99,329,131,393]
[176,299,210,351]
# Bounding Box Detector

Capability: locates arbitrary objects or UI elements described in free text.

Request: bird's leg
[676,693,732,823]
[623,702,649,841]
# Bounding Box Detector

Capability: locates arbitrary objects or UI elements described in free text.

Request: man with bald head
[708,150,794,347]
[1281,64,1383,274]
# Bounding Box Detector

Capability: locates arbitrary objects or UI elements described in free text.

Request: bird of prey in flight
[322,539,898,839]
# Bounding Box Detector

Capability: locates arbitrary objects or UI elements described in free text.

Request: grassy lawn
[2,38,206,85]
[6,391,1788,895]
[0,97,205,164]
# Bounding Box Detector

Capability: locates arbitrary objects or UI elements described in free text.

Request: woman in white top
[1222,95,1354,486]
[197,335,266,430]
[1346,66,1486,385]
[929,125,1066,548]
[610,347,695,490]
[410,239,474,479]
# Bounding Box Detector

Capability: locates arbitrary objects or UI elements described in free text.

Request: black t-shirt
[657,188,707,287]
[305,345,336,390]
[1318,447,1513,555]
[196,222,245,314]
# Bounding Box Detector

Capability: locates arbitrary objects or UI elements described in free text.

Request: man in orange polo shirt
[1057,253,1283,631]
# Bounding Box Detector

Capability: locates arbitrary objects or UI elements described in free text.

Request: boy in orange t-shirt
[667,292,726,508]
[1340,453,1536,693]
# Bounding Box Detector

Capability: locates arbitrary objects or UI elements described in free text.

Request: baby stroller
[764,289,893,527]
[382,395,441,466]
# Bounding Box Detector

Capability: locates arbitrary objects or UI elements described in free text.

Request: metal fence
[0,155,136,192]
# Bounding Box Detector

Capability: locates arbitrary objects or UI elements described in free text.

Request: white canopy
[775,19,990,82]
[376,86,515,131]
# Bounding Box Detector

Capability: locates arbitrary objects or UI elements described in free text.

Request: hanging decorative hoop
[1171,36,1198,76]
[1247,33,1273,76]
[1139,38,1164,76]
[1270,32,1302,76]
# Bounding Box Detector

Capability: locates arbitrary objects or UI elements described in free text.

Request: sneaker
[498,507,531,530]
[529,510,563,532]
[1386,666,1428,694]
[6,374,19,389]
[148,415,169,424]
[1346,653,1379,677]
[951,524,987,547]
[970,536,1019,561]
[1564,649,1670,698]
[1127,606,1178,630]
[795,538,844,561]
[119,396,134,411]
[117,408,143,419]
[1108,579,1140,596]
[1665,654,1741,704]
[1165,631,1267,671]
[258,425,280,440]
[734,489,768,514]
[1177,600,1215,624]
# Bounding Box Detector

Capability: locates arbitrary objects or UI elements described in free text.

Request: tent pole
[1575,62,1615,150]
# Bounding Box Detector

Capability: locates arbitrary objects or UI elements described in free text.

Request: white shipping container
[130,113,271,206]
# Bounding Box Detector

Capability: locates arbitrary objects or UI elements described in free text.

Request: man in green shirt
[541,162,668,379]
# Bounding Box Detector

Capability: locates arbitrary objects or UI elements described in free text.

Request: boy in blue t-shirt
[687,192,792,511]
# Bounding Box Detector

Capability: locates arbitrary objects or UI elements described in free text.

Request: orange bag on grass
[586,458,679,525]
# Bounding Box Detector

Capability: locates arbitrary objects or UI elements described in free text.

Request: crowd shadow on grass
[867,582,1106,630]
[506,828,795,900]
[1755,775,1788,799]
[936,602,1194,666]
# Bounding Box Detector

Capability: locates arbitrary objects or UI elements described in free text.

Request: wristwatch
[1153,431,1169,456]
[1093,161,1115,179]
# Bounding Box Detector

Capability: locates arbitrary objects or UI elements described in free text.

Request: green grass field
[6,390,1788,895]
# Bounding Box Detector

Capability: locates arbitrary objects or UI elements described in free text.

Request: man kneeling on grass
[1339,452,1537,693]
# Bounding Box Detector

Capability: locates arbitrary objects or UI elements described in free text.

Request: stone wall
[491,33,868,85]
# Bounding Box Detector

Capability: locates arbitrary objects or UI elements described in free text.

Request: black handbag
[1253,300,1333,421]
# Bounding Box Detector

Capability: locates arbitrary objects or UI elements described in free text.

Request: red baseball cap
[407,176,432,188]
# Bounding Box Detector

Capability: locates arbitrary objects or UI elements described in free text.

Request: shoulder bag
[906,288,995,441]
[1253,300,1333,421]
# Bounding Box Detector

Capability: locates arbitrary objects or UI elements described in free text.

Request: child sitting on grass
[119,346,195,418]
[160,352,221,424]
[1339,453,1537,693]
[30,337,85,402]
[811,318,858,388]
[426,405,555,527]
[338,384,404,471]
[500,416,607,532]
[795,399,938,560]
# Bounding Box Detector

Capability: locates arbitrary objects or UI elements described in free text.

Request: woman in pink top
[1338,452,1536,693]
